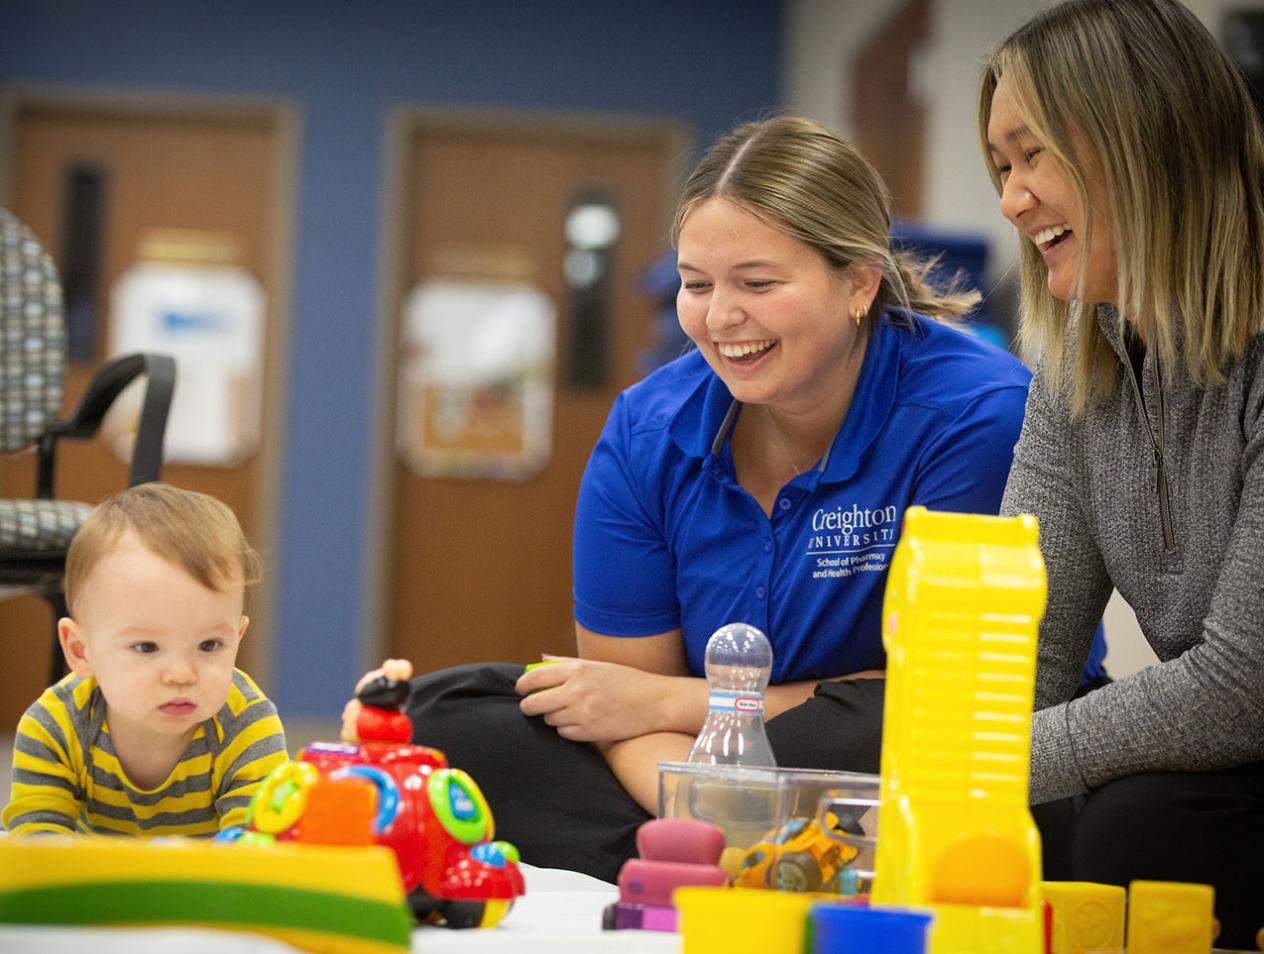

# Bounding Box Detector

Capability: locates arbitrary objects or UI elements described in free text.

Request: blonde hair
[979,0,1264,415]
[65,482,261,616]
[672,115,979,325]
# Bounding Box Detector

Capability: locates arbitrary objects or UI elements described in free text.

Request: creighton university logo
[807,502,899,580]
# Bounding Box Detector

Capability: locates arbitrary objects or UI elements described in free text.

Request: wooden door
[853,0,928,217]
[385,117,681,673]
[0,96,292,727]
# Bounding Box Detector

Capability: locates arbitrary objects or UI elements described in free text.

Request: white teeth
[1033,224,1069,246]
[717,340,775,358]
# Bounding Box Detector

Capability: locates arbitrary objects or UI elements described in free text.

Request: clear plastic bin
[657,761,880,895]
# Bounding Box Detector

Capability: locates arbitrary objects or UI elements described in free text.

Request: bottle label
[707,690,764,715]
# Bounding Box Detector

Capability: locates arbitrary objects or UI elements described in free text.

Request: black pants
[405,663,886,883]
[1033,762,1264,949]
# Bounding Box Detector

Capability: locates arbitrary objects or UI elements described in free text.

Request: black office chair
[0,207,176,684]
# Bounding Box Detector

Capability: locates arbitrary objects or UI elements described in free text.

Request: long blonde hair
[979,0,1264,414]
[673,116,979,324]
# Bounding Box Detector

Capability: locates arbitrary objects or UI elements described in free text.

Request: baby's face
[68,532,247,744]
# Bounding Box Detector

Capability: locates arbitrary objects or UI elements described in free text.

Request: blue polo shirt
[573,312,1036,684]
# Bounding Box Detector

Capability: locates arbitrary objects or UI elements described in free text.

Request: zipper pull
[1152,447,1161,493]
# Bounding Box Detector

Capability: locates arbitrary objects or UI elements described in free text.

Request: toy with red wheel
[221,662,525,929]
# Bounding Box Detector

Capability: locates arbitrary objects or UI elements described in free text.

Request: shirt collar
[666,356,740,459]
[667,315,902,483]
[819,315,900,482]
[1092,302,1128,361]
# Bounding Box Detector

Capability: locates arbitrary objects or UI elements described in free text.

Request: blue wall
[0,1,783,718]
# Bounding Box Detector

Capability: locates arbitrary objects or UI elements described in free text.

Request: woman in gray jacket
[980,0,1264,945]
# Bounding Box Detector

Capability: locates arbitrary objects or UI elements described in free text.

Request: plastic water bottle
[687,622,777,766]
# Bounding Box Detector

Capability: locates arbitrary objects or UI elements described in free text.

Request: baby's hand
[340,697,363,743]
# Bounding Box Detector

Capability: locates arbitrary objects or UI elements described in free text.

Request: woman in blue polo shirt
[357,116,1101,882]
[523,115,1034,814]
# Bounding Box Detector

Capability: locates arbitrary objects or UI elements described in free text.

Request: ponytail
[873,250,982,325]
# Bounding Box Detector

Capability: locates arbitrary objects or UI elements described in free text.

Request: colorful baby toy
[223,658,526,928]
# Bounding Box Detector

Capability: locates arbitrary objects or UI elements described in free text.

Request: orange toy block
[297,777,378,846]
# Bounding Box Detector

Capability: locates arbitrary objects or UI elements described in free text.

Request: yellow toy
[1041,881,1126,954]
[872,506,1046,953]
[675,886,814,954]
[1126,880,1215,954]
[0,835,411,954]
[732,810,861,892]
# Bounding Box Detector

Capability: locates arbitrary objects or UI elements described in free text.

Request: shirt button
[778,497,791,511]
[763,540,773,553]
[756,586,766,599]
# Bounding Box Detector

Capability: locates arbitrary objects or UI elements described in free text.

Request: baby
[2,482,287,836]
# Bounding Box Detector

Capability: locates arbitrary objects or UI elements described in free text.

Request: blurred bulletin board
[110,229,264,467]
[397,278,555,480]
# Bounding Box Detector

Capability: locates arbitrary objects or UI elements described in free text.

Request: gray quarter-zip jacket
[1002,305,1264,804]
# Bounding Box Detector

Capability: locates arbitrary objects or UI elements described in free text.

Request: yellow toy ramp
[0,836,411,954]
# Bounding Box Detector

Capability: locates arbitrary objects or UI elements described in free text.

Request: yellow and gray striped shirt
[2,670,287,837]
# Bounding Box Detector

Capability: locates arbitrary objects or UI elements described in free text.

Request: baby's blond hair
[65,482,260,616]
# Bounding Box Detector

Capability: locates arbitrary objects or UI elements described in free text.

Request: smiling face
[987,74,1118,305]
[676,197,875,418]
[60,531,247,752]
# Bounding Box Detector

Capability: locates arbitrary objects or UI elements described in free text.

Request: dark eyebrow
[987,124,1034,155]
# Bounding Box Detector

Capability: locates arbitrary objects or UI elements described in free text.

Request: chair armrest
[36,353,177,497]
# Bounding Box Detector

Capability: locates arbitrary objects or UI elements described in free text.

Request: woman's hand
[515,655,694,743]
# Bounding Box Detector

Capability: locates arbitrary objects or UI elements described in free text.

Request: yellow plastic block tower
[1127,881,1215,954]
[872,507,1046,954]
[1042,881,1126,954]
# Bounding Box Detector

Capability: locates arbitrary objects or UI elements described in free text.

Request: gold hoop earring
[854,307,864,327]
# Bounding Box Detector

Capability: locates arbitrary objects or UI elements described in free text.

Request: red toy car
[228,664,525,928]
[231,737,525,928]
